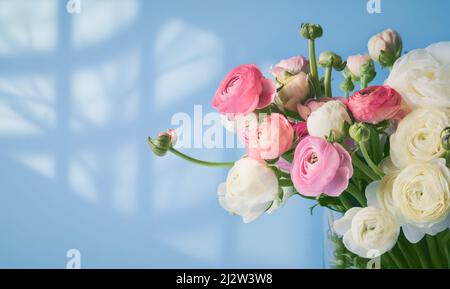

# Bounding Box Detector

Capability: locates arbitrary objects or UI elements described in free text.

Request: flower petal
[365,181,382,208]
[402,224,425,244]
[257,78,276,109]
[333,207,362,235]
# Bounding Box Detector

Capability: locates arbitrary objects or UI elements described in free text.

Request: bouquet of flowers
[148,23,450,269]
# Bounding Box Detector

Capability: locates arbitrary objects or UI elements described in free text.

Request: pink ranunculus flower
[212,64,276,115]
[248,113,294,160]
[270,56,310,112]
[269,56,310,82]
[347,85,404,124]
[292,121,308,143]
[291,136,353,197]
[346,54,371,78]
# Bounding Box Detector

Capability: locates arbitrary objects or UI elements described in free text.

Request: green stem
[346,182,367,207]
[324,66,332,97]
[397,238,419,268]
[437,230,450,268]
[369,126,382,165]
[387,251,404,269]
[352,168,372,184]
[279,179,293,187]
[351,154,379,181]
[401,235,423,269]
[426,235,444,268]
[433,233,447,268]
[389,247,409,269]
[381,253,396,269]
[308,39,321,97]
[168,147,234,168]
[339,193,355,210]
[415,240,432,268]
[360,78,368,89]
[359,142,384,179]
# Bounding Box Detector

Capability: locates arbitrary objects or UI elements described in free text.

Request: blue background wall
[0,0,448,268]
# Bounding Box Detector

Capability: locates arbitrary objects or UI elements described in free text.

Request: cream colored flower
[367,159,450,243]
[218,157,279,223]
[385,42,450,110]
[334,207,400,258]
[277,72,309,112]
[392,159,450,240]
[307,100,352,140]
[390,108,449,168]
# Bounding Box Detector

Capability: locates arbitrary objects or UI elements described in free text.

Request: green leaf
[281,149,295,163]
[278,178,293,187]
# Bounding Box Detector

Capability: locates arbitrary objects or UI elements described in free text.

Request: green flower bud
[318,51,345,71]
[359,60,377,86]
[300,23,323,40]
[148,130,176,157]
[441,127,450,151]
[340,75,355,94]
[349,123,370,143]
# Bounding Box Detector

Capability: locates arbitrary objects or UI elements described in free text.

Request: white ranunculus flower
[307,100,352,140]
[218,157,279,223]
[364,157,400,215]
[390,108,449,168]
[333,207,400,258]
[385,41,450,110]
[366,174,398,215]
[266,187,294,215]
[366,159,450,243]
[392,159,450,242]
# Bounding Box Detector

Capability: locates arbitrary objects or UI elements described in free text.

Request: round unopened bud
[148,130,176,157]
[368,29,402,67]
[349,123,370,143]
[347,54,371,79]
[340,75,355,93]
[318,51,345,71]
[441,127,450,151]
[359,60,377,85]
[300,23,323,40]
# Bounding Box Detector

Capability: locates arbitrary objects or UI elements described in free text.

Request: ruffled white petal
[333,207,362,236]
[365,181,382,208]
[402,224,425,244]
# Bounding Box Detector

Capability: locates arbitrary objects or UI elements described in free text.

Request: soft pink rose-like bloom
[347,54,371,78]
[269,56,310,81]
[248,113,294,160]
[368,29,402,62]
[270,56,310,112]
[292,121,308,143]
[212,64,276,115]
[347,85,405,124]
[296,97,348,120]
[277,73,309,112]
[291,136,353,197]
